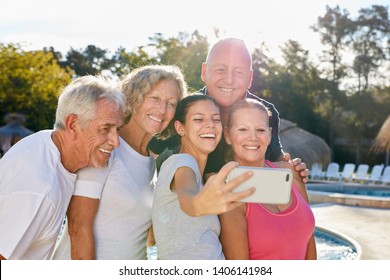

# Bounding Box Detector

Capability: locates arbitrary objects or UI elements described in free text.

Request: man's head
[201,38,253,110]
[54,75,125,130]
[54,75,126,171]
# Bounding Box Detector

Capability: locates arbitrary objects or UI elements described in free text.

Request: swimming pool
[307,182,390,197]
[307,182,390,208]
[147,227,359,260]
[314,228,359,260]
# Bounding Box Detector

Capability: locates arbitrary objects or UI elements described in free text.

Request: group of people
[0,37,316,260]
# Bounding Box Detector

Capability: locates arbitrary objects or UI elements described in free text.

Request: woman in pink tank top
[219,99,317,260]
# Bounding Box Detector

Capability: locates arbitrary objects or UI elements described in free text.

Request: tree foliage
[63,45,113,77]
[312,5,354,83]
[251,40,327,136]
[109,46,157,77]
[310,4,389,161]
[351,5,390,93]
[0,43,72,131]
[147,31,209,91]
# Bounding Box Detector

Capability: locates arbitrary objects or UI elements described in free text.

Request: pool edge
[315,225,363,260]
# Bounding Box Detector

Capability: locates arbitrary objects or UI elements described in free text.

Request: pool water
[314,229,358,260]
[147,229,358,260]
[341,189,390,197]
[307,183,390,198]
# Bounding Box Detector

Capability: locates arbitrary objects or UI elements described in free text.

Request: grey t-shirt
[152,153,225,260]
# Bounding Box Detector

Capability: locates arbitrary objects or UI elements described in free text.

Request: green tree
[279,40,326,133]
[312,5,354,83]
[0,43,72,131]
[148,31,209,91]
[311,5,354,159]
[350,5,390,93]
[251,42,274,96]
[63,45,113,77]
[251,40,326,135]
[109,46,157,77]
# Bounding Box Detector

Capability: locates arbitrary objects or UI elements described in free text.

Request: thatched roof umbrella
[0,114,33,137]
[0,113,34,154]
[372,115,390,166]
[279,119,331,169]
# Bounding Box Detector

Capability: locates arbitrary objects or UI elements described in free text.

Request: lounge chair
[339,163,355,182]
[352,164,369,183]
[324,162,340,181]
[380,166,390,185]
[367,164,384,184]
[310,163,323,180]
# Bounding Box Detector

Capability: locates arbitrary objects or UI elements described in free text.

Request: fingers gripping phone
[226,166,293,204]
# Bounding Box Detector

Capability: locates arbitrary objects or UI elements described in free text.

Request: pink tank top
[246,161,315,260]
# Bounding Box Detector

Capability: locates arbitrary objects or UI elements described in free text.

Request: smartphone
[226,166,293,204]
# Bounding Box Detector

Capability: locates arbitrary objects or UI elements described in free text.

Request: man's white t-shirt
[52,137,155,259]
[0,130,76,259]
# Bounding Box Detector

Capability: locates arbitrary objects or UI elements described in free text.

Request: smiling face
[78,98,124,168]
[225,107,271,167]
[175,99,222,156]
[201,39,253,111]
[131,79,181,136]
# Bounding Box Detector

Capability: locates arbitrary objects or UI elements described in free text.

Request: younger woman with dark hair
[152,93,254,260]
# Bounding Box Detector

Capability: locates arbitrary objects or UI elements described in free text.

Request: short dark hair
[174,93,219,124]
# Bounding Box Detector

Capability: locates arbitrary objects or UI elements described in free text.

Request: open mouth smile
[148,114,163,123]
[220,87,234,93]
[243,145,259,150]
[98,147,112,154]
[200,133,216,139]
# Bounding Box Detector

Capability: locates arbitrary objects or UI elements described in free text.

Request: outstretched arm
[174,161,255,217]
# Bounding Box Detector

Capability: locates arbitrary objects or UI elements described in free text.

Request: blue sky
[0,0,388,62]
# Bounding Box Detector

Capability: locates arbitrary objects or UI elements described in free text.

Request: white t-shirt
[152,154,224,260]
[0,130,76,259]
[52,137,155,260]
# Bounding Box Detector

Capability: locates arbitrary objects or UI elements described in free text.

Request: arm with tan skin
[219,204,249,259]
[275,161,317,260]
[67,195,99,259]
[173,161,254,217]
[305,235,317,260]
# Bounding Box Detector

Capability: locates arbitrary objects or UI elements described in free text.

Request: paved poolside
[312,203,390,260]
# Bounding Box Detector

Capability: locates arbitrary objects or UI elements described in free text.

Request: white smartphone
[226,166,293,204]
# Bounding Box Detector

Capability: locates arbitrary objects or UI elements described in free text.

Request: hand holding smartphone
[226,166,292,204]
